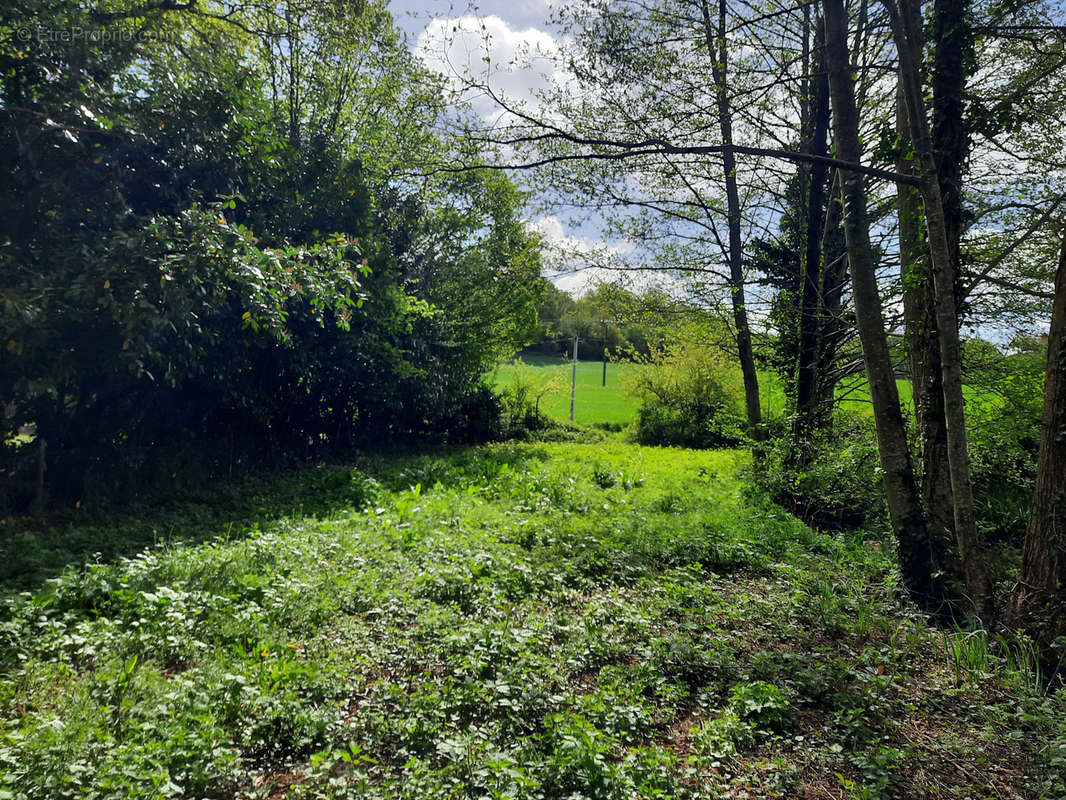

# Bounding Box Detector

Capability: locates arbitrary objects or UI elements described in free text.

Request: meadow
[1,439,1061,799]
[489,354,645,427]
[489,354,921,428]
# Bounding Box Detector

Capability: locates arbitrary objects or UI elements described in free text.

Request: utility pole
[601,320,608,387]
[570,335,579,423]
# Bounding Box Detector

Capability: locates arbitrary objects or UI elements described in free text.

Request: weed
[728,680,791,733]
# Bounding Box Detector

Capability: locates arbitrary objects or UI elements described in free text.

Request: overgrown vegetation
[3,441,1062,799]
[625,339,747,449]
[0,0,544,512]
[3,0,1066,794]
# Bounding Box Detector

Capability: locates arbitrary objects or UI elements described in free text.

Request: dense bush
[964,339,1044,544]
[626,341,747,449]
[0,0,543,509]
[749,411,885,531]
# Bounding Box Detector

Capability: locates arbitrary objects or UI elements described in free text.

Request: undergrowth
[0,442,1061,799]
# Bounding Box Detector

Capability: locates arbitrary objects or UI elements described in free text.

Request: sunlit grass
[487,355,985,428]
[490,353,642,426]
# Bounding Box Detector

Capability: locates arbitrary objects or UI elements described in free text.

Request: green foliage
[748,411,885,530]
[498,360,564,433]
[963,337,1043,543]
[0,0,544,508]
[626,339,747,448]
[527,283,660,360]
[728,681,791,733]
[690,713,756,762]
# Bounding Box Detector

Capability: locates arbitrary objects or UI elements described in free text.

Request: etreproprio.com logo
[16,26,178,44]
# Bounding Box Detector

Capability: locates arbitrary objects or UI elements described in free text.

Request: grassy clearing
[490,356,997,430]
[1,441,1062,799]
[488,355,786,427]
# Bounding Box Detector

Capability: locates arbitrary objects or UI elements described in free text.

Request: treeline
[0,0,544,510]
[524,282,695,359]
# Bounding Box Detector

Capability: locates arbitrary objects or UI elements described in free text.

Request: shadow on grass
[0,442,551,595]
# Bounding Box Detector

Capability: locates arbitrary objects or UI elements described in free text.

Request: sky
[381,0,1062,337]
[385,0,646,296]
[389,0,556,40]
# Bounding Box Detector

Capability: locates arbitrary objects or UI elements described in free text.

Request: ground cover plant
[2,440,1062,799]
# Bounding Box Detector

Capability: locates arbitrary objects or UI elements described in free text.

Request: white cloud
[415,14,570,121]
[530,215,630,260]
[528,216,687,297]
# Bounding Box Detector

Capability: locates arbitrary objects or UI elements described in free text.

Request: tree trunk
[931,0,971,309]
[925,0,972,557]
[700,0,763,435]
[887,0,994,621]
[793,18,832,452]
[1009,235,1066,644]
[896,81,956,573]
[823,0,947,615]
[815,173,847,413]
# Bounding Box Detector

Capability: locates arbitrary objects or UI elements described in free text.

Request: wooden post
[601,321,608,387]
[570,336,579,423]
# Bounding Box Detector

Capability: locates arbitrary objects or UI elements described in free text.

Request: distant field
[490,354,784,427]
[491,354,993,428]
[489,353,642,426]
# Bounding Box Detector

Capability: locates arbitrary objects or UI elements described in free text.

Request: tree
[0,0,544,507]
[823,0,947,614]
[897,82,957,580]
[697,0,763,433]
[885,0,995,620]
[1010,234,1066,645]
[430,0,917,439]
[786,13,856,453]
[424,0,1066,628]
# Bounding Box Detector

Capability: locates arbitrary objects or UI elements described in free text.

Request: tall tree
[1010,234,1066,643]
[822,0,947,614]
[896,82,956,578]
[792,16,835,452]
[698,0,763,434]
[885,0,995,620]
[905,0,971,565]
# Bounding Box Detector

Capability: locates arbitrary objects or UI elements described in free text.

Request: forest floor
[1,439,1062,799]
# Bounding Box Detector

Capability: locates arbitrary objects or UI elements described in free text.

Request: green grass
[835,377,1000,416]
[488,355,784,427]
[490,355,999,430]
[490,353,643,426]
[1,441,1060,799]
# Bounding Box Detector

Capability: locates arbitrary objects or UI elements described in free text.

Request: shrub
[498,360,564,434]
[625,341,746,448]
[961,336,1043,544]
[747,410,884,531]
